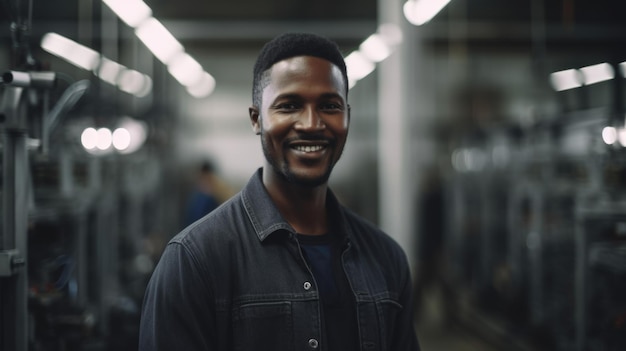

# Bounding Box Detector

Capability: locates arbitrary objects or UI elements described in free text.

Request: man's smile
[292,144,325,153]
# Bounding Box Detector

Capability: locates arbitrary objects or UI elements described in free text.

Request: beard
[261,133,337,188]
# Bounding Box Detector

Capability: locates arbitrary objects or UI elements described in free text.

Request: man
[139,33,420,351]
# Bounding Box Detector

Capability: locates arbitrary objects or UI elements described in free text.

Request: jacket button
[303,281,312,290]
[308,338,319,349]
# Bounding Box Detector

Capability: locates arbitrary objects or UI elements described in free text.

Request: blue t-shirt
[298,233,358,351]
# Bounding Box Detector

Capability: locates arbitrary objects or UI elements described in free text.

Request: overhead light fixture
[102,1,217,98]
[135,18,184,64]
[81,117,148,155]
[345,24,403,90]
[404,0,452,26]
[186,72,216,98]
[602,126,617,145]
[345,51,375,86]
[550,69,582,91]
[41,33,152,97]
[41,33,100,71]
[102,0,152,28]
[95,57,124,85]
[618,128,626,147]
[550,62,619,91]
[580,62,614,85]
[168,52,204,86]
[620,61,626,77]
[118,69,153,97]
[359,34,392,63]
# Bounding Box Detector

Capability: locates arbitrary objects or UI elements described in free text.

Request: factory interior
[2,0,626,350]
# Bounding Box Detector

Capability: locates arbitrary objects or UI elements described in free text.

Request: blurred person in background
[184,160,234,227]
[139,33,420,351]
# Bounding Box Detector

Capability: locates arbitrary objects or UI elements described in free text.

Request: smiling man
[139,33,420,351]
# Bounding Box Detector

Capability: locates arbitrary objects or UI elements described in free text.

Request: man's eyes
[275,103,300,110]
[320,103,343,111]
[273,102,344,112]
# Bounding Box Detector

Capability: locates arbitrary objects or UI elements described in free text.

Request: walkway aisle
[415,285,534,351]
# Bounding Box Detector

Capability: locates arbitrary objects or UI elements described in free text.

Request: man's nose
[295,106,325,131]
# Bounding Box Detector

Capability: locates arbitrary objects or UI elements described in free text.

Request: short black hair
[252,33,348,109]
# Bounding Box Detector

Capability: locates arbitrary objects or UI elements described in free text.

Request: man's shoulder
[171,192,247,247]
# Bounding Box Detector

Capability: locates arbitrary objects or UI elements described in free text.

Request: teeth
[294,145,324,153]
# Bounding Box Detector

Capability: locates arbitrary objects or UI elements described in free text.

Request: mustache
[284,134,335,144]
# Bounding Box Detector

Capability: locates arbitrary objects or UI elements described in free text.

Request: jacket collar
[241,168,351,243]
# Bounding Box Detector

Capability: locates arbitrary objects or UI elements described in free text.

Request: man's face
[250,56,349,187]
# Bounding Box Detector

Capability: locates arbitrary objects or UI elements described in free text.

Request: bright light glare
[112,128,131,150]
[620,62,626,78]
[550,69,582,91]
[41,33,100,70]
[81,128,98,150]
[618,128,626,147]
[345,51,375,82]
[186,72,216,98]
[404,0,452,26]
[378,23,403,47]
[103,0,152,28]
[135,18,184,64]
[118,70,153,97]
[96,57,124,85]
[118,117,148,154]
[580,63,614,85]
[168,52,204,86]
[96,128,112,150]
[602,126,617,145]
[359,34,391,63]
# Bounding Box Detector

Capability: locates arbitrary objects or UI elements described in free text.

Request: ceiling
[1,0,625,42]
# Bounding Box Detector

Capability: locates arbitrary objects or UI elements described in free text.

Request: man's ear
[249,107,261,135]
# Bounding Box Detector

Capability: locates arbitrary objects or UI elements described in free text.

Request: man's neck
[262,168,329,235]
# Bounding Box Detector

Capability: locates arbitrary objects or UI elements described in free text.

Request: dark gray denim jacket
[139,169,420,351]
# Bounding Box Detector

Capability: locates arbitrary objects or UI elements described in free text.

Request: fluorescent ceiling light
[168,52,204,86]
[112,128,132,151]
[619,128,626,147]
[117,117,148,154]
[81,128,98,150]
[359,34,391,63]
[378,23,403,47]
[580,62,614,85]
[186,72,216,98]
[404,0,452,26]
[602,126,617,145]
[135,18,184,64]
[345,51,375,82]
[118,70,153,97]
[103,0,152,28]
[96,128,113,150]
[96,57,125,85]
[550,69,582,91]
[41,33,100,70]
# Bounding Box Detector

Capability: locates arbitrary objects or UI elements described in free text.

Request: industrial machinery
[444,64,626,351]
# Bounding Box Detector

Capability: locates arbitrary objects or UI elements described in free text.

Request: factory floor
[415,284,539,351]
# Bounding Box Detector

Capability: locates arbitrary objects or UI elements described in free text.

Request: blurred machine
[1,1,171,350]
[443,63,626,351]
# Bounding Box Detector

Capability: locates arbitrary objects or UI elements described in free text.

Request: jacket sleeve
[392,251,422,351]
[139,241,216,351]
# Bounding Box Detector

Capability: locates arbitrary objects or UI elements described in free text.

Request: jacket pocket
[232,301,293,351]
[375,298,403,350]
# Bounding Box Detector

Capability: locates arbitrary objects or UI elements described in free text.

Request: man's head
[252,33,348,109]
[249,33,350,188]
